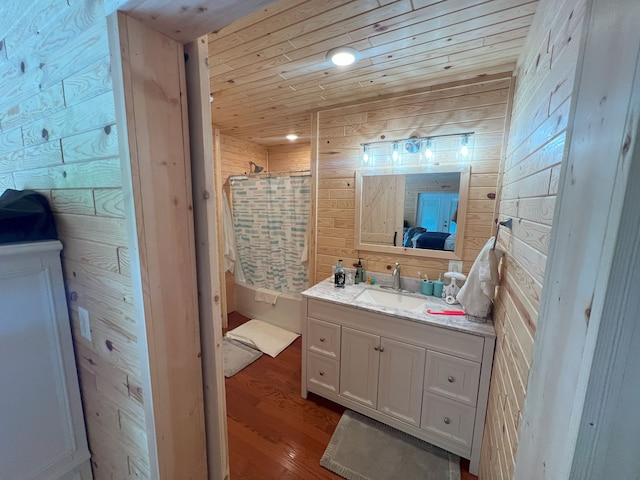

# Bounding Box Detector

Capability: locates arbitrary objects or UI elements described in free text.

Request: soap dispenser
[355,258,364,284]
[334,259,346,288]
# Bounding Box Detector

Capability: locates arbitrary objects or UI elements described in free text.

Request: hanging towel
[457,237,505,319]
[300,220,310,265]
[222,191,238,273]
[255,287,280,305]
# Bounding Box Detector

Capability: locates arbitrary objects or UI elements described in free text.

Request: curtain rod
[229,169,311,181]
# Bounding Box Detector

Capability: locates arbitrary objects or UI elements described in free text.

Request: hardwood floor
[224,312,478,480]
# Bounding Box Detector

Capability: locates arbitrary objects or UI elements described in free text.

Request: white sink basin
[355,288,427,312]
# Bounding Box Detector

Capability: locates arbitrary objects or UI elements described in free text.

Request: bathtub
[234,281,303,334]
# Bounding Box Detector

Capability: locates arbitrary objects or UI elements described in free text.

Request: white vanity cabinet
[340,328,425,427]
[0,241,92,480]
[301,291,495,476]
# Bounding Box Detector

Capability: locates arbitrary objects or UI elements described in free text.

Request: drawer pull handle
[448,376,455,383]
[379,346,384,352]
[320,337,325,342]
[319,371,325,376]
[443,417,451,425]
[374,345,379,351]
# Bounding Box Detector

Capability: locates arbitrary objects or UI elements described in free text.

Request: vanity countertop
[302,278,496,338]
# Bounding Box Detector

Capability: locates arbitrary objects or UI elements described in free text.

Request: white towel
[222,191,241,278]
[457,237,504,319]
[226,319,299,358]
[255,287,280,305]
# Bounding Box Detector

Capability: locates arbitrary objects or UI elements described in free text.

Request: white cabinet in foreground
[301,296,495,476]
[0,241,92,480]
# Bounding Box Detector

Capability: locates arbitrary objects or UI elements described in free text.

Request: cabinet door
[377,338,426,426]
[340,327,380,408]
[0,252,90,479]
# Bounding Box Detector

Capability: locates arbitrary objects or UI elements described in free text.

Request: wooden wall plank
[0,127,24,155]
[0,172,15,191]
[61,125,119,163]
[21,91,116,147]
[56,213,128,246]
[94,188,125,217]
[480,0,587,477]
[267,143,311,172]
[63,56,113,106]
[0,83,66,132]
[13,158,122,189]
[65,258,134,306]
[50,189,96,215]
[0,2,148,477]
[62,237,120,274]
[0,141,63,174]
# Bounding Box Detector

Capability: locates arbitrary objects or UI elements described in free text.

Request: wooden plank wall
[267,143,311,172]
[479,0,587,477]
[217,132,268,312]
[314,75,512,283]
[0,1,149,479]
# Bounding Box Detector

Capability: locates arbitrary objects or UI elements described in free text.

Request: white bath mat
[222,338,262,378]
[225,319,299,358]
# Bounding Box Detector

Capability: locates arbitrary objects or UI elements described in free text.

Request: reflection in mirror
[355,166,470,260]
[404,172,459,250]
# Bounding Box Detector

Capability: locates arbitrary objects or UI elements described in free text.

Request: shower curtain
[230,175,311,293]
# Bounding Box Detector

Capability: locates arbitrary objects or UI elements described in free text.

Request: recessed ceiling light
[286,134,298,141]
[327,47,359,66]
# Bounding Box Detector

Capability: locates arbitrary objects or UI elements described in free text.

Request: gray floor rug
[321,410,461,480]
[223,337,262,378]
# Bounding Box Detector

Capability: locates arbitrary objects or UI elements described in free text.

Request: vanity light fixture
[361,132,474,165]
[424,139,434,159]
[460,134,469,157]
[327,46,359,66]
[286,134,298,141]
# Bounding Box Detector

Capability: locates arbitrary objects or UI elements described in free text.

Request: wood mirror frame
[354,165,470,260]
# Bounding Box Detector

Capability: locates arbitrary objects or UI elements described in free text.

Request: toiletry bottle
[355,258,363,284]
[433,273,445,298]
[334,259,346,288]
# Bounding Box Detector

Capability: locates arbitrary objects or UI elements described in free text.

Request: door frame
[108,12,222,480]
[108,0,640,479]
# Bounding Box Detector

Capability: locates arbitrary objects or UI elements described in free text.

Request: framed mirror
[354,165,470,260]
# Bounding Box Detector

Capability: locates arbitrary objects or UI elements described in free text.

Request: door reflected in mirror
[355,166,470,260]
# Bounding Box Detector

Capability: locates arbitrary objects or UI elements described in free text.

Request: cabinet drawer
[424,351,481,407]
[307,298,485,361]
[421,392,476,450]
[307,352,339,394]
[307,318,341,359]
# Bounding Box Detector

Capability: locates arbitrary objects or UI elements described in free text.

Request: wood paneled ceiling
[107,0,276,43]
[208,0,538,146]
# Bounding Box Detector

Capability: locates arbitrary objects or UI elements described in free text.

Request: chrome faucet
[392,262,401,291]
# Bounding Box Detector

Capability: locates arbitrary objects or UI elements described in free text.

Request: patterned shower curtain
[230,175,311,293]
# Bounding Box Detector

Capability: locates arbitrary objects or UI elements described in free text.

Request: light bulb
[460,135,469,157]
[392,143,399,161]
[362,146,369,163]
[327,47,359,66]
[425,139,433,159]
[286,134,298,141]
